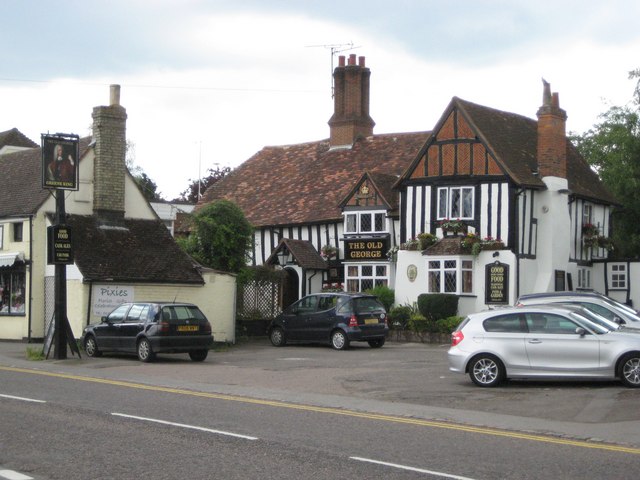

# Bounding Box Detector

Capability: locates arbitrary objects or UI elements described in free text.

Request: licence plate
[364,318,378,325]
[177,325,199,332]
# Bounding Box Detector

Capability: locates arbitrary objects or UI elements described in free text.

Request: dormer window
[437,186,474,220]
[344,211,387,234]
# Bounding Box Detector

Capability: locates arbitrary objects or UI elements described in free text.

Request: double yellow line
[2,365,639,455]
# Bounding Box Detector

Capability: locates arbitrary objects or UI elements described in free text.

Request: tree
[174,166,231,203]
[571,70,640,258]
[177,200,253,273]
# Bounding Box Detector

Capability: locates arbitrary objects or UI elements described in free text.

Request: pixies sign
[344,237,390,260]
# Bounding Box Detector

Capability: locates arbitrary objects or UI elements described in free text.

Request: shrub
[408,313,431,333]
[435,316,464,334]
[388,304,415,330]
[417,293,459,321]
[365,285,395,311]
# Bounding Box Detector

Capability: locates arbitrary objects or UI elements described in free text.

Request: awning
[0,252,25,268]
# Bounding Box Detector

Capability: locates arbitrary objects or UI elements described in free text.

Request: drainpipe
[86,280,93,326]
[27,214,34,343]
[308,270,318,295]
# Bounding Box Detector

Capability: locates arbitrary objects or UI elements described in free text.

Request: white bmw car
[448,304,640,387]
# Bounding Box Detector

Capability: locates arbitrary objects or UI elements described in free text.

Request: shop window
[344,211,386,234]
[0,269,26,315]
[345,264,388,292]
[609,263,627,289]
[437,186,474,220]
[428,258,473,294]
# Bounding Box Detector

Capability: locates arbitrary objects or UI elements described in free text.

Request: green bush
[388,304,414,329]
[417,293,459,321]
[435,316,464,334]
[365,285,395,311]
[408,313,431,333]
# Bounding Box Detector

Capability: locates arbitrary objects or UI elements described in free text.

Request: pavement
[2,339,640,449]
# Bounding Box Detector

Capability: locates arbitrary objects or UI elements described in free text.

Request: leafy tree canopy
[174,166,231,203]
[571,69,640,258]
[177,200,253,273]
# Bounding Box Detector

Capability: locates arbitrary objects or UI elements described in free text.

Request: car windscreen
[570,311,613,334]
[161,305,206,323]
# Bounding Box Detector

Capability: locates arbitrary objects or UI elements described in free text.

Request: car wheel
[619,353,640,388]
[367,338,385,348]
[269,327,286,347]
[331,330,349,350]
[84,335,101,357]
[468,354,504,387]
[137,338,155,363]
[189,349,209,362]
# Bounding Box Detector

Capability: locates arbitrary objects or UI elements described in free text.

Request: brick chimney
[92,84,127,224]
[536,79,567,179]
[328,54,375,147]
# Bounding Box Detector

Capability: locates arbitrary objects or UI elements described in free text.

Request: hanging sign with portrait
[42,133,79,191]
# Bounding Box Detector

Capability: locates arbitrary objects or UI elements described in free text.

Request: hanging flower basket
[320,244,338,259]
[582,223,599,237]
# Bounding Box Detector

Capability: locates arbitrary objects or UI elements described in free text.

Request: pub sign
[344,237,389,261]
[42,134,79,191]
[47,225,74,265]
[485,261,509,304]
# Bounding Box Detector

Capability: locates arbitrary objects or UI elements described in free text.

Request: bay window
[427,258,473,294]
[344,211,386,234]
[345,264,389,292]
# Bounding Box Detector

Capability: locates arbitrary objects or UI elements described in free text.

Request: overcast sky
[2,0,640,200]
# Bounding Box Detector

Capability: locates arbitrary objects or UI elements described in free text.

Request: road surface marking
[351,457,477,480]
[0,393,46,403]
[3,365,640,455]
[112,412,258,440]
[0,470,33,480]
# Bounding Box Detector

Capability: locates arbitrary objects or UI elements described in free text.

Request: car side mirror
[614,317,626,325]
[101,316,108,323]
[575,327,586,337]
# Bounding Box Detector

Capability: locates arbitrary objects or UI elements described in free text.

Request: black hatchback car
[81,302,214,362]
[268,293,388,350]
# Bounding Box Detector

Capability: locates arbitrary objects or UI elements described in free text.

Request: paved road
[2,339,640,448]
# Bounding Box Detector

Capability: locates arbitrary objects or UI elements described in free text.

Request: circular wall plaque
[407,264,418,282]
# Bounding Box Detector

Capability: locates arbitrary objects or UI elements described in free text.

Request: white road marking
[350,457,477,480]
[0,470,34,480]
[0,394,46,403]
[111,413,258,440]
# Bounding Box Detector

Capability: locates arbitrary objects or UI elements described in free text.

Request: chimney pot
[110,84,121,106]
[338,55,345,67]
[348,54,356,66]
[552,92,560,108]
[358,56,365,67]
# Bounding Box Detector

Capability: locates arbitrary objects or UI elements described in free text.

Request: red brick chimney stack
[328,54,375,147]
[536,79,567,179]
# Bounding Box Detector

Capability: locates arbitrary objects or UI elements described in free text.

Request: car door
[94,303,130,350]
[307,295,338,340]
[524,312,601,374]
[119,303,149,352]
[285,296,318,340]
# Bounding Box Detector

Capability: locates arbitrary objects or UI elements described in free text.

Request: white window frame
[577,268,591,289]
[345,263,389,292]
[0,225,3,250]
[609,263,627,290]
[343,210,387,234]
[582,203,593,226]
[427,257,474,294]
[437,186,474,220]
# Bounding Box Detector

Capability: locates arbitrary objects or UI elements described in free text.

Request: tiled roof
[455,97,617,204]
[0,128,38,151]
[200,132,430,227]
[0,137,92,217]
[66,214,204,284]
[266,238,328,270]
